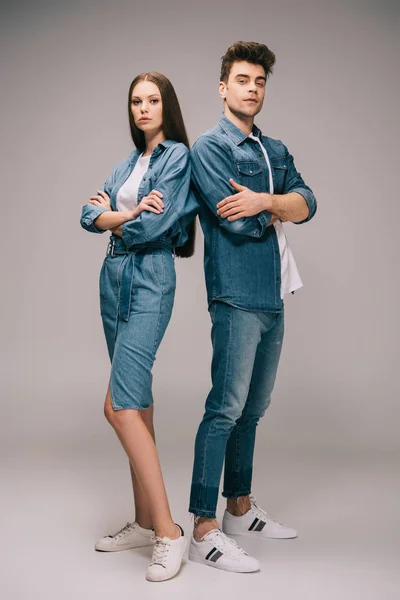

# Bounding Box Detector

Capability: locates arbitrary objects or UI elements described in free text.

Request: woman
[80,72,197,582]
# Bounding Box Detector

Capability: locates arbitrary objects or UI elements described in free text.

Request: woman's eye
[132,100,140,105]
[150,99,159,104]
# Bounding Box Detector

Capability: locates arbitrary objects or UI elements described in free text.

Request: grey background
[1,0,399,598]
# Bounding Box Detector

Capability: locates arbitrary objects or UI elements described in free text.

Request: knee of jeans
[241,395,271,424]
[206,407,241,434]
[259,395,272,417]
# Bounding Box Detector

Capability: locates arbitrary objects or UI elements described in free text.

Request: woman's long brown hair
[128,72,195,258]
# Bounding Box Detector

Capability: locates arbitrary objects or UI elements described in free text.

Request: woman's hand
[133,190,164,218]
[88,190,111,210]
[108,190,164,238]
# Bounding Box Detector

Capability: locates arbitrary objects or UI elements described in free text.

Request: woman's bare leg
[104,389,178,539]
[129,404,154,530]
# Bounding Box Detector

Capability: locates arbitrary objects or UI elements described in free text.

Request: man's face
[219,61,266,119]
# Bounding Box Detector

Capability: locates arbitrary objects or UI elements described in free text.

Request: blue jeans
[189,301,284,518]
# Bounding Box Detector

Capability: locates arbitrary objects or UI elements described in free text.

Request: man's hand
[88,190,112,210]
[269,214,280,226]
[217,179,268,221]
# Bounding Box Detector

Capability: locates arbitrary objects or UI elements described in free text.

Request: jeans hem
[188,507,217,519]
[221,489,251,499]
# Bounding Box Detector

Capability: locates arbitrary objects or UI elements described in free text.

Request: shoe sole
[188,551,260,573]
[95,541,154,552]
[222,529,298,540]
[145,539,187,582]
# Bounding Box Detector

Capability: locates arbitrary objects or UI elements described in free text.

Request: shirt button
[275,250,279,255]
[276,276,280,281]
[258,153,262,157]
[249,170,253,174]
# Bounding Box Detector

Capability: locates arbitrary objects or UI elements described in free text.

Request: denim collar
[130,139,178,163]
[218,113,262,145]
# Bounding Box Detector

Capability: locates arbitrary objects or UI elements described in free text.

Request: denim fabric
[191,114,317,311]
[189,301,284,518]
[99,247,175,410]
[80,140,198,249]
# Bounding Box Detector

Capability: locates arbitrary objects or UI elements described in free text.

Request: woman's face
[131,80,163,136]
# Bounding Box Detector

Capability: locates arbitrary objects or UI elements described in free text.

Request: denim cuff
[221,489,251,499]
[289,187,317,224]
[257,210,272,234]
[80,205,109,234]
[188,507,217,519]
[121,221,147,249]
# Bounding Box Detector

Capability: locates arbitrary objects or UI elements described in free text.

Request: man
[188,41,317,573]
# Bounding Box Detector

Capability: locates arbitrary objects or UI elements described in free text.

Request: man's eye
[238,79,246,84]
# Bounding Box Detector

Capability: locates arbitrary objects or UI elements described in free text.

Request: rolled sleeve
[283,145,317,224]
[191,135,272,238]
[257,210,272,230]
[80,203,109,234]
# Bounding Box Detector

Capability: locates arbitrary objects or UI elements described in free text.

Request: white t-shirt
[248,133,303,298]
[116,153,151,212]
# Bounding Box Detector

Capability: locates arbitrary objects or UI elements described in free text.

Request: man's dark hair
[220,41,276,83]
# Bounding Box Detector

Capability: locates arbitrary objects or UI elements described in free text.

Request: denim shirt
[80,140,198,249]
[191,114,317,311]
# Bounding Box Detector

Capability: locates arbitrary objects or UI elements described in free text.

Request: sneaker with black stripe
[188,528,260,573]
[222,496,297,539]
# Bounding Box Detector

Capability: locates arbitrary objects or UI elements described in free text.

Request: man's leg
[189,302,262,529]
[188,302,263,572]
[220,310,297,538]
[223,309,285,511]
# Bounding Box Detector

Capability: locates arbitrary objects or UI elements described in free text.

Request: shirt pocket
[270,158,288,194]
[235,161,263,192]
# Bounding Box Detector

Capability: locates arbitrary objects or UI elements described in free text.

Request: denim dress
[80,141,198,410]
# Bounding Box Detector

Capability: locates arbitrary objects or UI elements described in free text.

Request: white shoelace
[250,496,281,525]
[207,529,246,557]
[109,522,136,540]
[150,537,172,567]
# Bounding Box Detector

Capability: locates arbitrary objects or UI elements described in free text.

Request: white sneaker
[222,496,297,539]
[95,521,154,552]
[145,524,187,582]
[189,528,260,573]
